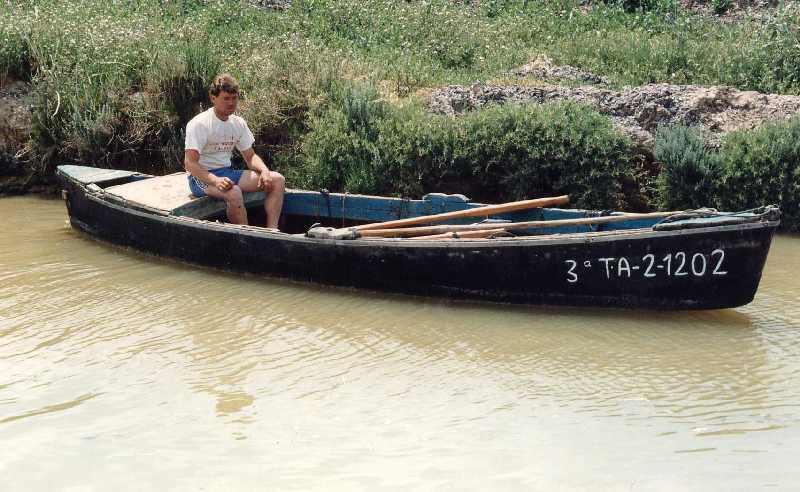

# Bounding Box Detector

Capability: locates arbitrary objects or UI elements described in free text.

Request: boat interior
[59,165,750,237]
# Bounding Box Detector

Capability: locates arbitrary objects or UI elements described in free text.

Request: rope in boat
[657,205,780,224]
[656,207,720,223]
[653,205,781,231]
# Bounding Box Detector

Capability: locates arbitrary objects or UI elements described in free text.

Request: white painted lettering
[576,249,728,282]
[599,258,615,279]
[565,260,578,283]
[662,253,672,276]
[618,257,631,277]
[643,254,656,278]
[674,251,688,276]
[692,253,707,276]
[711,249,727,275]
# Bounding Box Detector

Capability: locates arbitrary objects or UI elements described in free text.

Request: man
[184,73,285,229]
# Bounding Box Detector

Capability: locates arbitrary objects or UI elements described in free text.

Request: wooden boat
[57,165,780,310]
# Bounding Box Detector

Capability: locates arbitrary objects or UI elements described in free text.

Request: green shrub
[654,125,720,210]
[299,82,390,193]
[654,120,800,230]
[369,104,464,198]
[301,88,634,209]
[459,102,634,208]
[717,117,800,231]
[300,90,463,197]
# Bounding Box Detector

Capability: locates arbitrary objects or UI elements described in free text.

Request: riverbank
[2,0,800,226]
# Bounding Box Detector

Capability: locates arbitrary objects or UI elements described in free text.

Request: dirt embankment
[0,77,34,195]
[428,55,800,158]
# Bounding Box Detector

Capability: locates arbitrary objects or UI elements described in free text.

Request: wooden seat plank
[104,172,199,213]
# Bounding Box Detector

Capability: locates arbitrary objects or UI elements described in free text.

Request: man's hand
[258,170,274,192]
[215,176,234,191]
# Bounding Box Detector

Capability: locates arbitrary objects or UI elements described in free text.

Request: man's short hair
[209,73,239,96]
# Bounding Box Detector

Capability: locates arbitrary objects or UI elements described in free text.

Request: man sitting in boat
[184,73,285,229]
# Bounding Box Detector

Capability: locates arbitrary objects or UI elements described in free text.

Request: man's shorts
[188,167,245,197]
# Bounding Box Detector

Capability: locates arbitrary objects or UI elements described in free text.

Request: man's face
[210,90,239,118]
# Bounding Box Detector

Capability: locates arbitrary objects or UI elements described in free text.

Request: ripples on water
[1,197,799,490]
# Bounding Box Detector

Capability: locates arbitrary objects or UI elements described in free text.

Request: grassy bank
[2,0,800,225]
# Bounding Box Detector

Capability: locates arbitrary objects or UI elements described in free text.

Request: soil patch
[0,77,36,194]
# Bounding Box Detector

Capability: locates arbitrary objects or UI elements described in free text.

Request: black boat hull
[61,177,777,310]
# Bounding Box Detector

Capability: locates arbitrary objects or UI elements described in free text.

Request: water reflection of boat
[58,165,779,310]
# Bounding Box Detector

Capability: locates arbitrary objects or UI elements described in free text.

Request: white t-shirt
[184,108,255,170]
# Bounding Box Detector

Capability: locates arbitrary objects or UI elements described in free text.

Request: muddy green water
[1,196,799,491]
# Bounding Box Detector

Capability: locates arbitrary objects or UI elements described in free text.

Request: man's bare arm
[184,149,232,191]
[241,147,268,174]
[241,147,274,192]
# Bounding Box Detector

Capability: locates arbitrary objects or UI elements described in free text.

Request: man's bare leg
[264,173,285,229]
[239,170,286,229]
[204,185,247,225]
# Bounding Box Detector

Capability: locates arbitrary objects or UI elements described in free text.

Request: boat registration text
[565,249,727,283]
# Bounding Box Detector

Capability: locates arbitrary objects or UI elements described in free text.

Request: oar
[350,195,570,232]
[360,211,678,238]
[415,228,511,240]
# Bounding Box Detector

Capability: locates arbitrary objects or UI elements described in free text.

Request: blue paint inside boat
[57,164,665,235]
